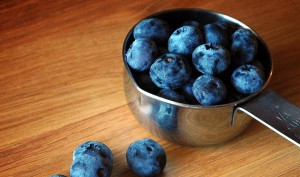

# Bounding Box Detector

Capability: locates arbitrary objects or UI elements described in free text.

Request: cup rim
[122,8,273,109]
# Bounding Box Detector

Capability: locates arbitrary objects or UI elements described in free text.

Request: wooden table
[1,0,299,176]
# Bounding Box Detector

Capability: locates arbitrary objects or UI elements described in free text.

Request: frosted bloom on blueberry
[70,141,113,177]
[126,138,166,177]
[168,26,204,55]
[149,53,191,89]
[203,23,229,47]
[231,29,257,65]
[192,43,231,75]
[231,64,265,95]
[133,18,171,45]
[192,75,227,105]
[126,38,157,72]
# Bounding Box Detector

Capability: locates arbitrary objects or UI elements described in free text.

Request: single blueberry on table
[231,64,265,95]
[192,75,227,105]
[181,20,201,28]
[49,174,67,177]
[203,23,229,47]
[70,141,113,177]
[126,138,166,177]
[168,26,204,55]
[231,28,258,65]
[133,18,171,45]
[192,43,231,75]
[181,78,198,104]
[126,38,157,72]
[156,89,185,130]
[149,53,191,89]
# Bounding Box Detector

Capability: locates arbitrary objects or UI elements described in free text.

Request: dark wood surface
[0,0,299,176]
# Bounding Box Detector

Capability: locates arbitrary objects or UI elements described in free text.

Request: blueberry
[192,43,231,75]
[231,29,257,65]
[70,141,113,177]
[181,20,201,28]
[181,78,198,104]
[133,18,171,45]
[126,38,157,72]
[49,175,67,177]
[156,89,185,130]
[203,23,229,47]
[126,138,166,177]
[231,64,265,95]
[213,20,237,36]
[149,53,191,89]
[158,89,185,103]
[168,26,204,55]
[192,75,227,105]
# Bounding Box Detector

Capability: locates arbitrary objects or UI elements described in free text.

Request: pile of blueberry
[50,139,166,177]
[126,18,266,105]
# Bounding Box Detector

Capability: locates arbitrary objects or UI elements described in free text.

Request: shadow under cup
[123,9,272,146]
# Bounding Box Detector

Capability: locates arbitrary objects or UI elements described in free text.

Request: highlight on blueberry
[231,64,265,95]
[126,138,166,177]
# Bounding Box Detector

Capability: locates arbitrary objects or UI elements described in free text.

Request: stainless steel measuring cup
[123,8,300,147]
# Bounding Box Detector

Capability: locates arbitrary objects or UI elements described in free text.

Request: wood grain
[0,0,299,176]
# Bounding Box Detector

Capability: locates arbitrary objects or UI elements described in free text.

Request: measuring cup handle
[233,89,300,147]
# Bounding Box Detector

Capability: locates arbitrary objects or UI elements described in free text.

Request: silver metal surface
[234,90,300,147]
[124,71,253,146]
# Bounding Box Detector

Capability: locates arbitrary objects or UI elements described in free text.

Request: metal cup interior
[123,8,273,146]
